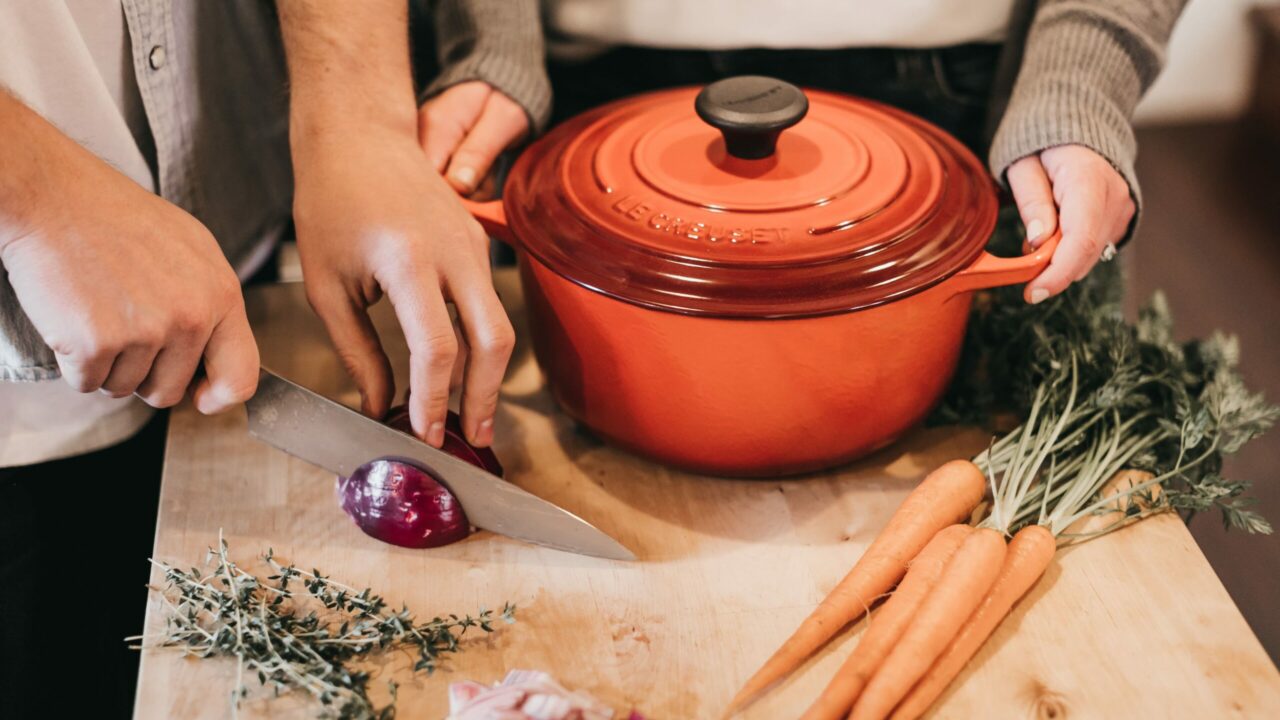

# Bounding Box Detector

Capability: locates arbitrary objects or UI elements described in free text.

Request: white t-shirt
[546,0,1017,53]
[0,0,286,467]
[0,1,157,467]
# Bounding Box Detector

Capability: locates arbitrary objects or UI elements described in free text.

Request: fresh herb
[128,534,516,719]
[941,213,1276,537]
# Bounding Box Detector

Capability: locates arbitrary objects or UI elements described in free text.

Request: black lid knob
[695,76,809,160]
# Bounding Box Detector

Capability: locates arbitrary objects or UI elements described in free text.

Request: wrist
[289,88,418,151]
[288,115,421,195]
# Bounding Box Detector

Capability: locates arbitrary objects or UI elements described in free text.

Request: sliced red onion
[337,406,502,549]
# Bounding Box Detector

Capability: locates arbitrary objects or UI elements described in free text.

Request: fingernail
[1025,219,1045,244]
[427,421,445,447]
[1029,288,1050,305]
[475,418,494,446]
[451,167,477,191]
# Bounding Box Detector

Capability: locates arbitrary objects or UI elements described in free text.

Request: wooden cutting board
[134,270,1280,719]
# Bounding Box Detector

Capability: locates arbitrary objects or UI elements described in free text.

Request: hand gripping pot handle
[947,231,1062,296]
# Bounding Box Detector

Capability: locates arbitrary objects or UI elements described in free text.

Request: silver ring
[1100,243,1117,262]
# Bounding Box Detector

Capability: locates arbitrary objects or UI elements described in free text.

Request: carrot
[847,527,1007,720]
[727,460,986,714]
[888,524,1056,720]
[799,524,973,720]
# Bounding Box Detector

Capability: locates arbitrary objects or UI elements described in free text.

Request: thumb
[419,82,489,173]
[444,94,529,195]
[192,304,260,414]
[1006,155,1059,249]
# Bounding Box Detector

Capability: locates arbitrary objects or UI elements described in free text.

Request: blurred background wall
[1136,0,1268,123]
[1125,0,1279,663]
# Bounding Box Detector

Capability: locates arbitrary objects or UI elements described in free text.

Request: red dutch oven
[464,76,1058,477]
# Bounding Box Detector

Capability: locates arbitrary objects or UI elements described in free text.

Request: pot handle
[458,197,516,246]
[948,231,1062,296]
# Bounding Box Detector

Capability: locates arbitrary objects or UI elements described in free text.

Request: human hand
[291,123,514,448]
[418,81,530,198]
[0,98,258,413]
[1006,144,1136,303]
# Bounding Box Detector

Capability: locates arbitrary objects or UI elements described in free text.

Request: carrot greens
[942,230,1276,538]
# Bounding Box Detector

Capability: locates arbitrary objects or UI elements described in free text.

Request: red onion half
[337,407,502,548]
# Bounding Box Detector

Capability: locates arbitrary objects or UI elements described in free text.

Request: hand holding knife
[244,368,634,561]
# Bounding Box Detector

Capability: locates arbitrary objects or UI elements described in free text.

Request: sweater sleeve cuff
[988,3,1179,243]
[988,76,1142,242]
[421,50,553,137]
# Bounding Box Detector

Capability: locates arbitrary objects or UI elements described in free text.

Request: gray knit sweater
[433,0,1189,230]
[988,0,1190,227]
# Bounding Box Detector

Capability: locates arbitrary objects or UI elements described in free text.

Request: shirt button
[149,45,166,70]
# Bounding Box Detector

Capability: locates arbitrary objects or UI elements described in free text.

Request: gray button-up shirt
[0,0,293,464]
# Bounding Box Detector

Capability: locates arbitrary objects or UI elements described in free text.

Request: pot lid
[502,76,998,318]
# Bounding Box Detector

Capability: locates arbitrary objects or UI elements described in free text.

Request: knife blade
[244,368,634,561]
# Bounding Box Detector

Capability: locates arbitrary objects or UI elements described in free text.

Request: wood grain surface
[133,270,1280,719]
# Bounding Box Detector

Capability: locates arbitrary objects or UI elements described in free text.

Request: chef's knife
[245,368,634,561]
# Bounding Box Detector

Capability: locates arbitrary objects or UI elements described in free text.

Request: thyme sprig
[129,534,515,719]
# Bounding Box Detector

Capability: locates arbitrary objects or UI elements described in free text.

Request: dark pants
[547,44,1003,153]
[0,411,168,719]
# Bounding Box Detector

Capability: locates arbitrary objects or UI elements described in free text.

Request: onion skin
[337,407,503,548]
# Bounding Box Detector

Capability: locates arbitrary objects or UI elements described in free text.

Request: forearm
[0,90,94,249]
[277,0,419,143]
[989,0,1190,196]
[0,90,52,246]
